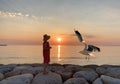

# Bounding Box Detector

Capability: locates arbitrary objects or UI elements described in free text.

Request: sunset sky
[0,0,120,45]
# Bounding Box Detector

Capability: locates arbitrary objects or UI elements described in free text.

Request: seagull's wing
[87,45,100,52]
[74,30,85,42]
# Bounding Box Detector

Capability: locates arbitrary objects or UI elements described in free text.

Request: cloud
[60,34,75,37]
[91,8,120,22]
[0,11,30,18]
[0,11,54,22]
[59,33,95,38]
[85,34,95,39]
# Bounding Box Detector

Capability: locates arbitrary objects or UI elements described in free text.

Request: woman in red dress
[43,34,51,74]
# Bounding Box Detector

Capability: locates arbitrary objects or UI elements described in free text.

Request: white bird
[74,29,100,59]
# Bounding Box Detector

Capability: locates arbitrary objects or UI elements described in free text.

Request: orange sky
[0,0,120,45]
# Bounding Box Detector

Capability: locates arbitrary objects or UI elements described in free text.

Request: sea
[0,45,120,65]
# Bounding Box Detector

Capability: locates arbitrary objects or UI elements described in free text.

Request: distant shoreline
[1,44,120,46]
[0,44,7,46]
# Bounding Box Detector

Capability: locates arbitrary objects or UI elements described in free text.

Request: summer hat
[43,34,50,40]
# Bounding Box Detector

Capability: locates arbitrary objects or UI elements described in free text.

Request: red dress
[43,41,50,64]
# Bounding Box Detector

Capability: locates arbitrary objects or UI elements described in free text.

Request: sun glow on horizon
[57,38,62,42]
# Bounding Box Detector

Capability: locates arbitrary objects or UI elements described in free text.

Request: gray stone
[64,78,89,84]
[101,75,120,84]
[80,68,95,72]
[83,64,99,71]
[56,70,73,81]
[30,63,43,67]
[0,67,11,74]
[48,65,64,72]
[13,66,32,71]
[5,70,21,78]
[0,74,33,84]
[50,63,63,66]
[96,67,107,75]
[5,66,43,77]
[93,78,103,84]
[0,73,4,81]
[0,64,3,66]
[3,64,17,69]
[105,73,120,79]
[100,65,113,69]
[65,65,82,72]
[107,67,120,73]
[73,70,98,82]
[28,66,44,73]
[0,64,16,74]
[32,72,62,84]
[22,66,44,75]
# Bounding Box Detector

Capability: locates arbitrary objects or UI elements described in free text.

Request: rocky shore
[0,63,120,84]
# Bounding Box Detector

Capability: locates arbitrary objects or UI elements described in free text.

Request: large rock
[13,66,32,71]
[107,67,120,73]
[0,64,16,74]
[64,65,82,72]
[93,78,103,84]
[30,63,43,67]
[48,65,64,72]
[0,74,33,84]
[0,73,4,81]
[56,70,73,81]
[80,68,95,72]
[96,67,107,75]
[100,65,113,69]
[101,75,120,84]
[105,73,120,79]
[0,67,11,74]
[5,70,21,78]
[63,78,89,84]
[17,63,43,67]
[21,66,44,76]
[32,72,62,84]
[5,66,44,77]
[73,70,98,82]
[26,66,44,75]
[0,64,3,66]
[83,64,99,71]
[50,63,63,66]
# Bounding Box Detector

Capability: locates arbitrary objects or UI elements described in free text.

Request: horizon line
[4,44,120,46]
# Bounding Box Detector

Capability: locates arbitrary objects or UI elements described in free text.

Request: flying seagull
[74,29,100,59]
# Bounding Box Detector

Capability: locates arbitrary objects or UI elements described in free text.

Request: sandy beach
[0,63,120,84]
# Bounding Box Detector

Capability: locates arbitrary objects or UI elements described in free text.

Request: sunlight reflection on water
[0,45,120,65]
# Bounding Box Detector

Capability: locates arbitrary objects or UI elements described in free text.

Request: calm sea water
[0,45,120,65]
